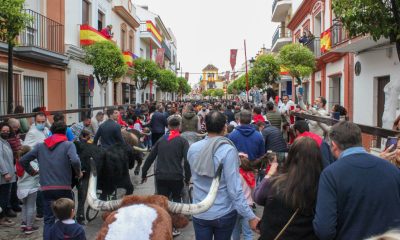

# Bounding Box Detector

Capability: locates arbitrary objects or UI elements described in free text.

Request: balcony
[330,21,390,53]
[305,37,321,58]
[272,0,292,22]
[271,26,292,53]
[0,9,68,66]
[161,41,172,61]
[139,21,162,49]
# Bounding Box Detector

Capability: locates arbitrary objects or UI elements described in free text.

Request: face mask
[36,123,45,131]
[0,133,10,139]
[313,105,319,110]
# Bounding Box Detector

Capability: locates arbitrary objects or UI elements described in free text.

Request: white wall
[353,45,400,126]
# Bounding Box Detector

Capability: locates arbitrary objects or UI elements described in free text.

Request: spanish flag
[80,24,109,46]
[146,21,162,43]
[280,66,289,75]
[123,51,134,67]
[320,29,331,53]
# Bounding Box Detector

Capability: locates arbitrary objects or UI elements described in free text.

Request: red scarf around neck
[239,168,255,189]
[167,129,180,141]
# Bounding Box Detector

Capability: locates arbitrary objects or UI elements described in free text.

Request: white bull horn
[133,146,150,152]
[168,163,223,215]
[196,133,208,137]
[87,157,122,211]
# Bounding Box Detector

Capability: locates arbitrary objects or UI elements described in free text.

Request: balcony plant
[84,41,127,105]
[0,0,32,113]
[249,54,280,87]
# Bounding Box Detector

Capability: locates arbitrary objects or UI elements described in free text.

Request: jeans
[0,183,12,218]
[21,192,37,227]
[77,172,90,219]
[42,190,73,240]
[36,191,43,216]
[151,133,164,146]
[192,210,238,240]
[156,179,183,202]
[231,214,253,240]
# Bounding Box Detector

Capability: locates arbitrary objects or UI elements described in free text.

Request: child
[17,145,40,235]
[48,198,86,240]
[232,153,255,240]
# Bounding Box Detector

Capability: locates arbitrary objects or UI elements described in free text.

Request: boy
[48,198,86,240]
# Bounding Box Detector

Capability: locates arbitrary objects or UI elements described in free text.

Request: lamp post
[244,40,249,102]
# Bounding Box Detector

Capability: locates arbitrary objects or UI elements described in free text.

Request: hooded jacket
[0,138,16,185]
[228,125,265,161]
[20,134,81,191]
[48,220,86,240]
[181,112,199,133]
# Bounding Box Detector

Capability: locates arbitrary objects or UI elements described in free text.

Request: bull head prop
[87,158,223,215]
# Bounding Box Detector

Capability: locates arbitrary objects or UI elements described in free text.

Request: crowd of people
[0,96,399,240]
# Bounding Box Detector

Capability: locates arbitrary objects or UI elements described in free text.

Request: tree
[177,77,191,96]
[333,0,400,61]
[249,54,280,87]
[0,0,32,113]
[157,69,178,93]
[278,43,315,85]
[202,89,209,97]
[212,89,224,99]
[84,41,127,105]
[130,58,160,90]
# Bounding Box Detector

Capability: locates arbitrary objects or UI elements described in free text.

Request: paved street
[0,161,262,240]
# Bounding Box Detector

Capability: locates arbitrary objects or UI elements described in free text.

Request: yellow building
[200,64,224,91]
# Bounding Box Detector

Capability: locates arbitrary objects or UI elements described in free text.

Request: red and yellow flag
[320,29,331,53]
[146,21,162,43]
[280,66,289,75]
[80,24,109,46]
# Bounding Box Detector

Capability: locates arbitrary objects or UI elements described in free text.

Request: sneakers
[12,206,22,212]
[24,226,39,235]
[5,209,17,218]
[172,228,181,237]
[0,218,16,227]
[20,221,27,231]
[35,214,43,220]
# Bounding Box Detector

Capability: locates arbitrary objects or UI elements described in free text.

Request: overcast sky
[135,0,277,85]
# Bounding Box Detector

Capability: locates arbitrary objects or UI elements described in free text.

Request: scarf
[298,131,323,147]
[167,130,180,141]
[239,168,255,188]
[44,134,68,150]
[192,136,235,178]
[253,114,265,123]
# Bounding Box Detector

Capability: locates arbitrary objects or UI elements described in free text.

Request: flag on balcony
[123,51,134,67]
[280,66,289,75]
[146,21,162,43]
[156,48,165,66]
[80,24,109,46]
[320,29,331,53]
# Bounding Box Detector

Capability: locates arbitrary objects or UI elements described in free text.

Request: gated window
[329,76,341,108]
[78,76,89,121]
[0,72,7,115]
[130,85,135,104]
[24,76,44,113]
[122,83,130,104]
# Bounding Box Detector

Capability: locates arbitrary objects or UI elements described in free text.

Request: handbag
[274,208,299,240]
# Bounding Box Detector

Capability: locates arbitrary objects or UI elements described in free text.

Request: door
[377,76,390,127]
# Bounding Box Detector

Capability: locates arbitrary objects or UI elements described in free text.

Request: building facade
[200,64,224,91]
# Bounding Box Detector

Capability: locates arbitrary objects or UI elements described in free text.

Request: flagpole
[149,41,153,102]
[244,40,249,102]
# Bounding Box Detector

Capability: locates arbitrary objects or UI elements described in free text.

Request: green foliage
[84,41,127,85]
[228,75,248,92]
[212,89,224,98]
[249,54,280,87]
[0,0,32,46]
[130,58,160,90]
[157,69,178,92]
[202,89,209,97]
[177,77,191,94]
[278,43,315,84]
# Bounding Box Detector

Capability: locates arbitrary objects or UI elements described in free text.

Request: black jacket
[142,135,191,182]
[150,111,167,134]
[93,119,124,149]
[262,125,288,152]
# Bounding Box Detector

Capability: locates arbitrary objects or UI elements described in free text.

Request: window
[98,10,104,31]
[130,85,136,103]
[329,76,341,108]
[129,30,134,52]
[122,83,130,103]
[24,76,44,113]
[82,0,90,25]
[121,24,127,51]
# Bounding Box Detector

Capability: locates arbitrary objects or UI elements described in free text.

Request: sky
[134,0,277,85]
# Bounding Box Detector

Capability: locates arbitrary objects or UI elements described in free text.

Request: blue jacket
[150,111,167,134]
[313,150,400,240]
[228,125,265,161]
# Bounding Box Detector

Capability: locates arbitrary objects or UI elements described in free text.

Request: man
[142,117,190,203]
[279,95,295,116]
[93,108,124,149]
[307,96,329,137]
[261,122,288,153]
[224,105,235,123]
[23,112,51,220]
[313,121,400,240]
[188,111,259,239]
[181,104,200,133]
[265,101,282,130]
[228,110,265,161]
[91,111,104,135]
[293,120,334,168]
[150,105,167,144]
[70,117,93,141]
[20,121,82,240]
[53,113,75,141]
[117,106,128,127]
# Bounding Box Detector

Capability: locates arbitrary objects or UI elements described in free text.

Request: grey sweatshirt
[20,141,81,191]
[0,138,16,185]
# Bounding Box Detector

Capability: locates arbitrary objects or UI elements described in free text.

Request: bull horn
[87,157,122,211]
[196,133,207,137]
[133,146,150,152]
[168,163,223,215]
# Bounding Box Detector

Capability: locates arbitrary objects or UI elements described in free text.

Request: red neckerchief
[253,114,264,123]
[298,131,323,147]
[44,134,68,149]
[134,119,143,128]
[239,168,255,189]
[167,129,180,141]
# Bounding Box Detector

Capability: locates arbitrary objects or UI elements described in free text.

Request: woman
[253,137,323,240]
[0,123,17,226]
